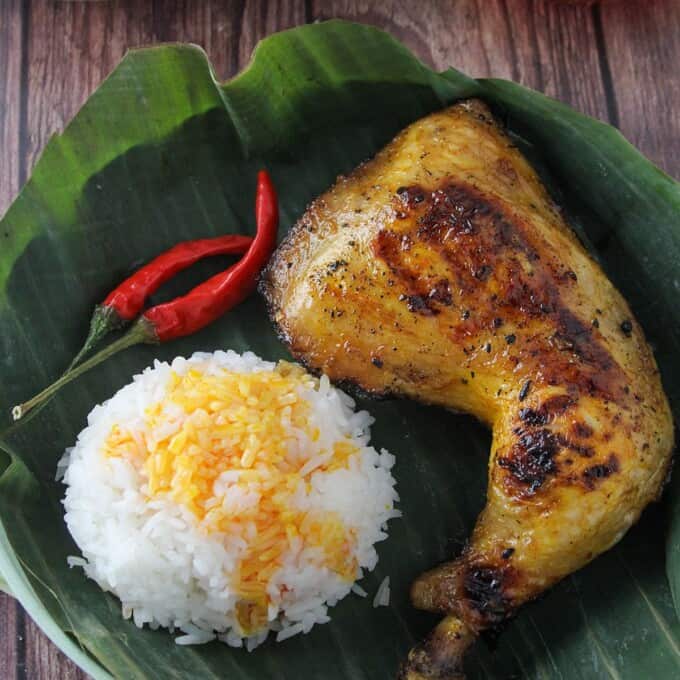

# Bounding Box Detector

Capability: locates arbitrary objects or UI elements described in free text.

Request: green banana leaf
[1,19,679,679]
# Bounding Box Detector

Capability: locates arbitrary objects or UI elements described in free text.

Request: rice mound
[59,350,399,648]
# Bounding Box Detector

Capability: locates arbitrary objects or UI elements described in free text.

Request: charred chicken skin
[260,100,674,679]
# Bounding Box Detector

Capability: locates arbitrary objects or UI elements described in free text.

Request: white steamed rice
[59,350,399,648]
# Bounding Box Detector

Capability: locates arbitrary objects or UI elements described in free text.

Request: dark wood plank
[0,0,25,217]
[599,0,680,176]
[310,0,610,121]
[0,594,20,680]
[24,616,86,680]
[237,0,307,68]
[501,0,610,121]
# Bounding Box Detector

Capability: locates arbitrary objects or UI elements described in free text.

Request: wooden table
[1,0,678,677]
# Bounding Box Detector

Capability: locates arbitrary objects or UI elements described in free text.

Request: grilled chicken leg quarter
[260,100,674,679]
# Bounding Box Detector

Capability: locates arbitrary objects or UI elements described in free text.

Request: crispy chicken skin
[260,100,674,678]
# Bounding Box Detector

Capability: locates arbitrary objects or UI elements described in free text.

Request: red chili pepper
[104,235,254,320]
[12,171,279,422]
[67,234,253,372]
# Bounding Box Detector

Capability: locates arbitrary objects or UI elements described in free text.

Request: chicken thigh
[260,100,674,678]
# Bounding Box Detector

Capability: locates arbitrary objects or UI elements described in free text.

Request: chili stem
[11,318,157,422]
[64,305,127,372]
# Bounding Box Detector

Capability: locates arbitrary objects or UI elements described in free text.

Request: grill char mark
[498,428,560,493]
[373,180,626,402]
[463,565,513,628]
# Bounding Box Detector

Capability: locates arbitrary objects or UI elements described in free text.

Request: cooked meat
[260,100,674,679]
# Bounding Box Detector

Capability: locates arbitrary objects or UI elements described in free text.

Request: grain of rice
[351,584,368,598]
[373,576,391,608]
